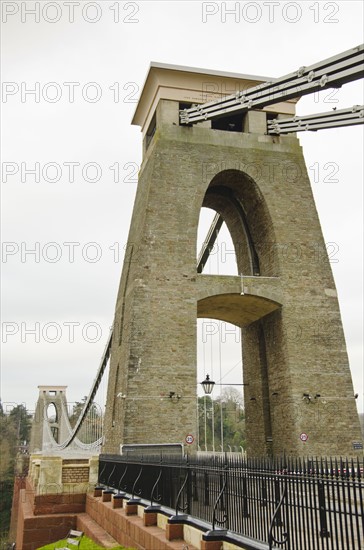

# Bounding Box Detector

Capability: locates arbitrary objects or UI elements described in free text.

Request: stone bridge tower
[102,63,362,457]
[29,385,69,453]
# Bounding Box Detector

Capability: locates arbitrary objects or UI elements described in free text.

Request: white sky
[1,1,363,417]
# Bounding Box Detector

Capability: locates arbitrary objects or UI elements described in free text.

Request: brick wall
[8,475,26,541]
[15,484,78,550]
[62,466,90,484]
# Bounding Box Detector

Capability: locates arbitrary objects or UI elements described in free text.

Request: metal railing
[98,453,364,550]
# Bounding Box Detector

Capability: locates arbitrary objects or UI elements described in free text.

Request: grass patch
[37,535,135,550]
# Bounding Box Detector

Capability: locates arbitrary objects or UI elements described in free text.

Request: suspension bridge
[21,43,364,550]
[29,43,363,460]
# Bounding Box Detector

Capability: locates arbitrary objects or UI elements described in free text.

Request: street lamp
[200,374,248,395]
[200,375,215,395]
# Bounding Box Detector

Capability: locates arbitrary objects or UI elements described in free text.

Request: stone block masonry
[11,455,98,549]
[102,89,363,457]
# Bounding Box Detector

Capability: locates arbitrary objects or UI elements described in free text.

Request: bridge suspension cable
[54,328,113,450]
[197,212,223,274]
[180,44,364,130]
[268,105,364,134]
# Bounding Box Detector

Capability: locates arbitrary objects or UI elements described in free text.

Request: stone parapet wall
[8,475,27,542]
[27,454,98,494]
[15,484,78,550]
[13,455,99,550]
[85,491,251,550]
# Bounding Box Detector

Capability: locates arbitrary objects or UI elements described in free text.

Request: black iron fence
[98,454,364,550]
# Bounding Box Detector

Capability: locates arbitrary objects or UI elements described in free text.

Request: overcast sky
[1,1,363,418]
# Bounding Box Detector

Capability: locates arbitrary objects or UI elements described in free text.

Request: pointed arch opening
[199,169,279,278]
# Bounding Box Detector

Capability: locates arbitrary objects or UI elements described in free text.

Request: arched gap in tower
[46,402,57,423]
[201,169,281,277]
[197,318,245,453]
[197,207,238,275]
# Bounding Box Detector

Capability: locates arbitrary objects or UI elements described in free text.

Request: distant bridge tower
[29,386,69,453]
[102,63,362,457]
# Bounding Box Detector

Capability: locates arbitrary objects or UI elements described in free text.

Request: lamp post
[200,374,215,395]
[200,374,248,395]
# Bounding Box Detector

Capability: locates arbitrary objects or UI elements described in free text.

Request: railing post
[242,476,249,518]
[126,456,143,515]
[212,457,228,530]
[144,456,163,526]
[149,455,163,508]
[107,464,116,487]
[268,478,289,550]
[166,456,190,541]
[261,479,268,507]
[274,479,283,527]
[192,468,198,501]
[202,457,229,550]
[204,470,209,506]
[170,455,189,516]
[318,479,330,538]
[98,461,107,486]
[186,465,192,514]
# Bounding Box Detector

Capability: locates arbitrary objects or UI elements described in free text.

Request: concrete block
[166,522,183,541]
[243,110,267,133]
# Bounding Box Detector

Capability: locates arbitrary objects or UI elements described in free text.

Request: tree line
[198,387,246,452]
[0,402,32,543]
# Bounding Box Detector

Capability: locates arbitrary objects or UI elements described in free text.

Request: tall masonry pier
[102,63,362,457]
